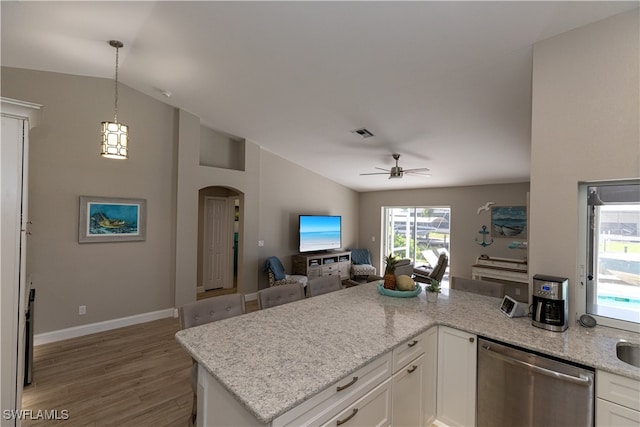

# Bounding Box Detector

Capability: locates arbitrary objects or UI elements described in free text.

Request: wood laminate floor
[22,317,192,426]
[22,291,258,427]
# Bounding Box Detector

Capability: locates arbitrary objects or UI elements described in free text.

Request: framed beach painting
[491,206,527,238]
[78,196,146,243]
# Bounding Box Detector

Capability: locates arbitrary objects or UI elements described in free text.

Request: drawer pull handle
[336,408,358,426]
[408,340,418,347]
[469,337,475,343]
[336,376,358,392]
[407,365,418,374]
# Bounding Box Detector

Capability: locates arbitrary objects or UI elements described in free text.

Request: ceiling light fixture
[100,40,129,159]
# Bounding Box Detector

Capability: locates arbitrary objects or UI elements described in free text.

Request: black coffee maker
[532,274,569,332]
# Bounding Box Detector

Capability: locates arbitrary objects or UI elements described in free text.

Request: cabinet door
[322,379,391,427]
[437,326,477,427]
[423,327,438,425]
[392,354,424,427]
[597,398,640,427]
[338,262,351,279]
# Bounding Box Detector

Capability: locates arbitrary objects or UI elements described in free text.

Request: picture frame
[491,206,527,238]
[78,196,146,243]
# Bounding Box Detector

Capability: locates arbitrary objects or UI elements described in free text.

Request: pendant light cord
[113,44,119,124]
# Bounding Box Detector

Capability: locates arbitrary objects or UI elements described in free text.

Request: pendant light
[100,40,129,159]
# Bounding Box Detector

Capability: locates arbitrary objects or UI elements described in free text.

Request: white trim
[34,308,174,346]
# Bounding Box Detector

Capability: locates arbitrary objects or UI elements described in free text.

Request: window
[586,182,640,326]
[383,206,450,287]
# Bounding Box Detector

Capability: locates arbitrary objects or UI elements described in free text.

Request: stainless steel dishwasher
[477,337,594,427]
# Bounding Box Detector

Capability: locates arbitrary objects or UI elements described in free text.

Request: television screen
[299,215,342,253]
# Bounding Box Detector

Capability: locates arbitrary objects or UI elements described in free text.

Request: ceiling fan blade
[405,171,432,177]
[360,172,391,176]
[403,167,430,172]
[374,167,390,172]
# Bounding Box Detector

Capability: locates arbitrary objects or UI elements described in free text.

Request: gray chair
[394,258,414,278]
[450,276,505,298]
[350,248,376,279]
[258,282,305,309]
[264,256,308,288]
[414,253,448,285]
[307,275,342,297]
[179,293,246,426]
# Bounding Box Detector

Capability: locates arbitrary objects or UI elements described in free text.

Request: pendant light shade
[101,40,128,159]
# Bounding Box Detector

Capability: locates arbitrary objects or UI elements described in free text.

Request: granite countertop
[175,282,640,424]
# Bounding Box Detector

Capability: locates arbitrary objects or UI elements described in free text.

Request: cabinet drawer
[597,398,640,426]
[321,378,392,427]
[597,370,640,411]
[322,264,339,275]
[392,330,428,373]
[272,352,392,427]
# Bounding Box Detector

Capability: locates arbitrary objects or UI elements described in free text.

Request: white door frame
[1,97,40,427]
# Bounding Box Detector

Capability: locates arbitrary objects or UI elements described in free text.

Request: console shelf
[293,251,351,280]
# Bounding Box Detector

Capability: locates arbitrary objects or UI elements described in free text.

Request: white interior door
[203,197,232,290]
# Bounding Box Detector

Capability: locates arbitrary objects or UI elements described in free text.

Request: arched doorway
[197,186,243,297]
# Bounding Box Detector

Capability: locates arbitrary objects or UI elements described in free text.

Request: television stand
[292,251,351,280]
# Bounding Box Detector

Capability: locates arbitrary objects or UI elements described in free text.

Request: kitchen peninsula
[175,282,640,426]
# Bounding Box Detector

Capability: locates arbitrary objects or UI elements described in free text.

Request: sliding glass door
[383,206,450,286]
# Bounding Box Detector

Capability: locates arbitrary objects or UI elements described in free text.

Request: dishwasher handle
[479,343,593,387]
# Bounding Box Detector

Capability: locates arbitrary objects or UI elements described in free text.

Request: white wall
[529,9,639,321]
[257,150,359,289]
[359,183,530,281]
[1,67,361,331]
[175,109,262,307]
[1,67,177,334]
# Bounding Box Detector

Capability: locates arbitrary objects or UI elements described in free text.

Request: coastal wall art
[78,196,146,243]
[491,206,527,238]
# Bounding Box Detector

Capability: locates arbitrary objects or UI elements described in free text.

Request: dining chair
[307,275,342,297]
[258,282,305,309]
[179,293,246,426]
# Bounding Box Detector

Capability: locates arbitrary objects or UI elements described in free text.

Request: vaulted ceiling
[2,1,636,191]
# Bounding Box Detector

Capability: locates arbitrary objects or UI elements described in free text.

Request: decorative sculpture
[476,225,494,247]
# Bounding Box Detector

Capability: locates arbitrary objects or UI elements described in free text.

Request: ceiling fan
[360,154,431,179]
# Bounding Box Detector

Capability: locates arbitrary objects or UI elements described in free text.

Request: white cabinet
[596,370,640,427]
[292,252,351,280]
[196,328,441,427]
[322,378,392,427]
[422,327,438,425]
[1,98,40,427]
[391,327,437,427]
[198,352,393,427]
[437,326,477,427]
[393,354,425,427]
[597,399,640,426]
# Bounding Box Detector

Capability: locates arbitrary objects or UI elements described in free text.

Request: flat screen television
[299,215,342,253]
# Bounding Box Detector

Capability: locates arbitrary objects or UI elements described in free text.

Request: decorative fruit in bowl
[396,274,415,291]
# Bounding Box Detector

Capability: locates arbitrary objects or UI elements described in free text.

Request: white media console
[292,251,352,280]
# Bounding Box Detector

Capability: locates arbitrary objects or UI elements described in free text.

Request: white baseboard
[34,308,175,346]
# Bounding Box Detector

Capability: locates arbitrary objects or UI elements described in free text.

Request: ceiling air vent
[351,128,375,139]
